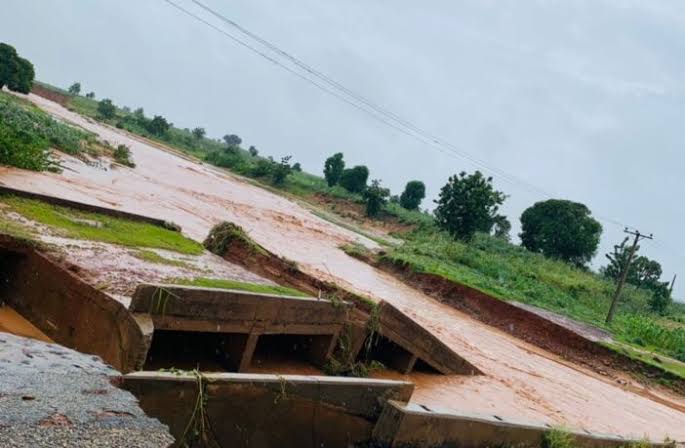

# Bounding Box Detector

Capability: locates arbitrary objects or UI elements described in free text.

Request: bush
[340,165,369,193]
[399,180,425,210]
[520,199,602,267]
[0,43,35,94]
[248,145,259,157]
[146,115,170,136]
[324,152,345,187]
[363,179,390,217]
[113,144,135,168]
[434,170,506,240]
[97,99,116,120]
[192,127,206,140]
[270,156,292,186]
[68,82,81,95]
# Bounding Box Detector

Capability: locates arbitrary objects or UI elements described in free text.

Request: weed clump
[113,144,135,168]
[203,222,265,257]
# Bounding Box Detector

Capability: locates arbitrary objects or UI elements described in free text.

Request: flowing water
[1,93,684,440]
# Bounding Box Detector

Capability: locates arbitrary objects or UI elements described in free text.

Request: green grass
[132,249,196,269]
[604,341,685,379]
[383,228,684,364]
[171,277,309,297]
[2,196,203,255]
[0,91,98,171]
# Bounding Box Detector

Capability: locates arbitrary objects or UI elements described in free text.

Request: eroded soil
[1,93,684,441]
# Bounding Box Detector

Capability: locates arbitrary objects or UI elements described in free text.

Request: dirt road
[2,93,684,440]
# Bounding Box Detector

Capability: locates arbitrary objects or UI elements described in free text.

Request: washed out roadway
[1,93,684,441]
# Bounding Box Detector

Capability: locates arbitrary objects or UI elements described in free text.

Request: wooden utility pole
[669,274,677,295]
[605,228,653,324]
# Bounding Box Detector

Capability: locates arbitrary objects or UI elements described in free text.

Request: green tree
[492,215,512,241]
[648,281,672,314]
[223,134,242,147]
[363,179,390,217]
[602,237,664,290]
[340,165,369,193]
[270,156,292,186]
[85,92,95,99]
[434,171,506,240]
[292,162,302,172]
[248,145,259,157]
[0,43,35,94]
[97,99,116,120]
[192,127,206,140]
[520,199,602,267]
[147,115,170,136]
[323,152,345,187]
[399,180,426,210]
[68,82,81,96]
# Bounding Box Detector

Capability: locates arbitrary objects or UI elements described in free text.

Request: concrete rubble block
[372,401,668,448]
[122,371,414,448]
[376,301,482,376]
[0,332,174,448]
[0,240,149,372]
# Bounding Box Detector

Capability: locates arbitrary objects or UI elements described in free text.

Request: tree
[192,127,206,140]
[223,134,242,147]
[85,92,95,99]
[648,281,672,314]
[97,99,116,120]
[434,171,506,240]
[292,162,302,172]
[399,180,426,210]
[248,145,259,157]
[270,156,292,186]
[492,215,512,241]
[520,199,602,267]
[0,43,35,94]
[323,153,345,187]
[602,238,664,290]
[340,165,369,193]
[147,115,170,136]
[363,179,390,217]
[68,82,81,96]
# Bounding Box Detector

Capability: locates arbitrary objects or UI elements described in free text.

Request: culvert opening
[0,247,25,301]
[361,334,418,374]
[413,358,441,374]
[143,330,249,372]
[250,334,332,373]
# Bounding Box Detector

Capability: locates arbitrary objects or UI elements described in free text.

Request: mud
[0,305,52,343]
[3,92,684,441]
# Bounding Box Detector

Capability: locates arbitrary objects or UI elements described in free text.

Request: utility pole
[669,274,677,296]
[605,228,653,324]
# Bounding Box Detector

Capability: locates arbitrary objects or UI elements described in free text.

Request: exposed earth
[1,92,684,441]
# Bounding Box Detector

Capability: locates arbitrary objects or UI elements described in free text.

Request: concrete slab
[122,371,414,448]
[372,400,666,448]
[0,332,173,448]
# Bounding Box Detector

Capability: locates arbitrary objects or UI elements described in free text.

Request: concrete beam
[372,401,668,448]
[122,372,414,448]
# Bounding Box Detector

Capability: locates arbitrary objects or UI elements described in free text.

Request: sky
[2,0,684,297]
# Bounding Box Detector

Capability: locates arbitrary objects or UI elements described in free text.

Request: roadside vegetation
[33,79,685,376]
[170,277,308,297]
[1,196,203,255]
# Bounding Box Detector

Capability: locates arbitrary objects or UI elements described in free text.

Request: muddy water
[0,306,52,343]
[2,93,684,440]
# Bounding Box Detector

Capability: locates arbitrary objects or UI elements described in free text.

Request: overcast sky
[3,0,684,297]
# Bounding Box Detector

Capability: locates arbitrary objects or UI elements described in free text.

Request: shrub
[113,144,135,168]
[520,199,602,267]
[146,115,170,136]
[340,165,369,193]
[68,82,81,95]
[324,152,345,187]
[270,156,292,186]
[434,170,506,240]
[223,134,242,147]
[0,43,35,94]
[97,99,116,120]
[399,180,425,210]
[85,92,95,99]
[363,179,390,217]
[192,127,206,140]
[248,145,259,157]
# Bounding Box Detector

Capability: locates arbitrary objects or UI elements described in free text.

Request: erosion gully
[1,92,684,441]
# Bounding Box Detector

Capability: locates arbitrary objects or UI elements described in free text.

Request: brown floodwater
[0,305,52,343]
[1,93,684,440]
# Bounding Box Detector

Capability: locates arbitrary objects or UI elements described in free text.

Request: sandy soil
[1,93,684,441]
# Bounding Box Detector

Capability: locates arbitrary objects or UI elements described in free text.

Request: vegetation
[0,92,97,171]
[132,249,195,269]
[399,180,426,210]
[2,196,203,255]
[520,199,602,268]
[113,144,135,168]
[362,179,390,217]
[68,82,81,95]
[171,277,308,297]
[323,152,345,187]
[340,165,369,193]
[97,99,116,119]
[434,171,506,240]
[0,43,34,94]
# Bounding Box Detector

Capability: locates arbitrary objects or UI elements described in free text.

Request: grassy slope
[1,196,203,255]
[37,82,685,372]
[171,277,308,297]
